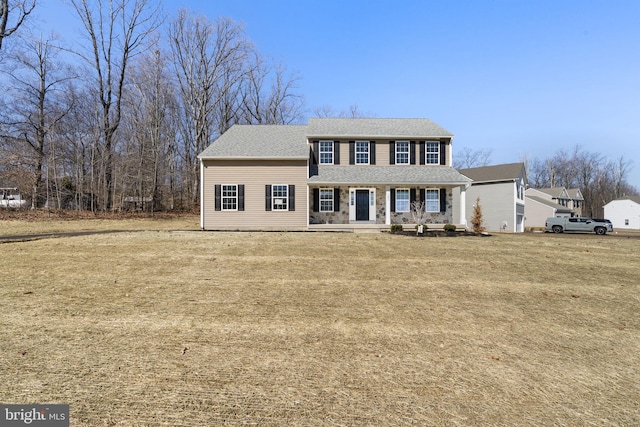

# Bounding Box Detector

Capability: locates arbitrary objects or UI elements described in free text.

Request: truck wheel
[552,225,563,233]
[595,227,606,235]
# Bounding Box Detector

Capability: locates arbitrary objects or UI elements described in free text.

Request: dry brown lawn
[1,218,638,426]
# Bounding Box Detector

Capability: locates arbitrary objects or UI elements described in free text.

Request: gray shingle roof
[526,195,574,212]
[307,118,453,139]
[198,125,309,159]
[458,162,526,184]
[308,166,472,185]
[536,187,568,198]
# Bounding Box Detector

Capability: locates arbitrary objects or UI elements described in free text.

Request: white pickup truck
[545,217,613,235]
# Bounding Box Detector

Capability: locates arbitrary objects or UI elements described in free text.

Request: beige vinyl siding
[323,139,451,166]
[201,159,308,230]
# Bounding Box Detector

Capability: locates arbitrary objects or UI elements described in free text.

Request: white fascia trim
[199,156,309,161]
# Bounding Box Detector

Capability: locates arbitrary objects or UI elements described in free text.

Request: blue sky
[33,0,640,186]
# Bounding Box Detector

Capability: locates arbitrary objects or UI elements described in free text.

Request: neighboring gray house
[604,196,640,230]
[532,187,584,216]
[457,163,527,232]
[198,118,472,231]
[525,187,575,228]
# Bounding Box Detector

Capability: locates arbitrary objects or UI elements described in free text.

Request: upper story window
[396,141,409,165]
[355,141,369,164]
[425,142,440,164]
[517,182,524,200]
[319,140,333,164]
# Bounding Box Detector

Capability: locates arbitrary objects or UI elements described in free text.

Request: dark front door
[355,190,369,221]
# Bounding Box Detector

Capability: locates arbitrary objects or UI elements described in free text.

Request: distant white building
[603,197,640,230]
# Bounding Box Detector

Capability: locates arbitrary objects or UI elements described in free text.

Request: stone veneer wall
[389,188,453,225]
[309,187,350,224]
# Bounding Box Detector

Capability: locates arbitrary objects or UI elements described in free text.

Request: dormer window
[355,141,369,164]
[425,142,440,164]
[395,141,409,164]
[319,140,333,164]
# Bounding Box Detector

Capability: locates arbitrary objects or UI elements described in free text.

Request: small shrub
[471,197,486,233]
[390,224,403,233]
[443,223,457,232]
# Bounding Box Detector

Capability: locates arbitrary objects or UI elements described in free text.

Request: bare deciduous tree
[169,11,251,206]
[69,0,161,210]
[0,0,35,50]
[453,146,493,169]
[312,104,374,118]
[1,34,74,208]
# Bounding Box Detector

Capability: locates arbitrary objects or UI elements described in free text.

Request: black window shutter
[390,188,396,213]
[333,188,340,212]
[440,141,446,165]
[334,141,340,165]
[370,141,376,165]
[349,141,355,164]
[440,188,447,212]
[410,188,417,204]
[420,189,425,204]
[265,185,272,211]
[238,185,245,211]
[214,185,221,211]
[419,141,425,165]
[410,141,416,164]
[313,188,319,212]
[389,141,395,165]
[288,185,295,211]
[312,141,319,164]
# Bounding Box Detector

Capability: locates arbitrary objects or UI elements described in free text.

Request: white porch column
[459,185,467,227]
[385,186,391,225]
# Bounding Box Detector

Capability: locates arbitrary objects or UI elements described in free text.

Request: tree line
[1,0,637,217]
[0,0,304,212]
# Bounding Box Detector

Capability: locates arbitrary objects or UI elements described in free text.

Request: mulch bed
[391,230,485,237]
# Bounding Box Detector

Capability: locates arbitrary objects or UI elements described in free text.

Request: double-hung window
[395,188,410,212]
[222,185,237,211]
[320,188,334,212]
[396,141,409,165]
[355,141,369,164]
[425,142,440,164]
[272,184,288,210]
[425,189,440,212]
[319,140,333,164]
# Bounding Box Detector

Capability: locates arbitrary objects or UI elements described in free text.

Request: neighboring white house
[603,196,640,230]
[457,163,527,232]
[525,188,575,228]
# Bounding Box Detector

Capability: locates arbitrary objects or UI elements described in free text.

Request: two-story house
[198,118,472,231]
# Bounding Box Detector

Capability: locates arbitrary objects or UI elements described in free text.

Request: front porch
[309,184,467,229]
